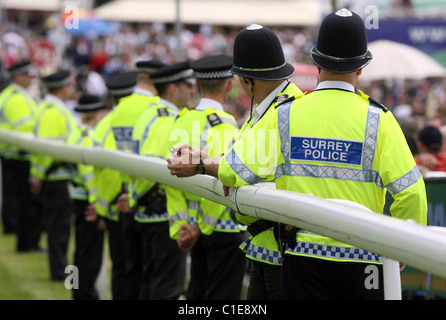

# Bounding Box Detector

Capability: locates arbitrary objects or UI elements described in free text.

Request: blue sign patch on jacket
[290,136,363,165]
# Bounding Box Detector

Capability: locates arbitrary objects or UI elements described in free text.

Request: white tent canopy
[360,39,446,81]
[94,0,322,27]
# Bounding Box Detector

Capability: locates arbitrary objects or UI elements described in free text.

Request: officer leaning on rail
[167,24,305,300]
[29,69,78,281]
[0,60,43,252]
[167,10,428,300]
[165,55,247,300]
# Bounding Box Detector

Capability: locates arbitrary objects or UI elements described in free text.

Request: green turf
[0,222,111,300]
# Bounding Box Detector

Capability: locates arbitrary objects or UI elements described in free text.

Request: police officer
[172,10,427,299]
[107,60,165,299]
[165,55,248,300]
[67,94,108,300]
[0,60,43,252]
[116,61,195,299]
[90,71,137,300]
[30,69,78,281]
[167,25,304,300]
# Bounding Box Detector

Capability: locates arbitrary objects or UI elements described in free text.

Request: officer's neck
[318,69,361,88]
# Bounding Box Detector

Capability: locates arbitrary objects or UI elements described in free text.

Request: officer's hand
[116,193,131,213]
[85,203,98,222]
[96,218,106,231]
[167,143,203,177]
[29,175,42,195]
[177,224,201,251]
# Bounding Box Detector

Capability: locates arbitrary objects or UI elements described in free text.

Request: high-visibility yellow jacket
[110,89,160,186]
[67,124,97,201]
[128,99,179,223]
[230,81,304,265]
[166,99,244,239]
[219,83,427,265]
[0,84,37,161]
[30,95,77,181]
[93,111,122,220]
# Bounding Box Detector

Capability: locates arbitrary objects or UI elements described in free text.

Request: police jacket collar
[253,80,289,125]
[315,80,355,93]
[11,83,31,97]
[134,86,156,97]
[195,98,223,112]
[44,93,66,107]
[159,97,179,114]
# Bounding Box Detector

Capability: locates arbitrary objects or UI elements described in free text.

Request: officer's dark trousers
[42,180,71,280]
[139,221,186,300]
[1,158,43,249]
[1,157,18,233]
[187,231,247,300]
[104,218,128,300]
[72,199,104,300]
[246,260,282,300]
[281,254,385,299]
[121,212,143,300]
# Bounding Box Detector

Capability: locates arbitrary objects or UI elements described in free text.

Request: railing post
[383,257,402,300]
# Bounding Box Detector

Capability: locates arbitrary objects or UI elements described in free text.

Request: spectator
[415,125,446,173]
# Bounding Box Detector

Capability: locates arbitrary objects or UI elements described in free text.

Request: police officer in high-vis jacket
[91,71,137,300]
[116,61,195,299]
[166,55,248,300]
[29,69,77,281]
[67,94,109,300]
[0,60,43,251]
[211,10,427,299]
[167,25,304,300]
[109,60,165,300]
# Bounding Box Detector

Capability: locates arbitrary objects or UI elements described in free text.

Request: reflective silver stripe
[226,148,265,184]
[135,210,169,221]
[276,101,421,194]
[169,209,189,226]
[83,172,94,183]
[286,241,382,263]
[96,197,118,218]
[13,115,33,129]
[244,239,283,265]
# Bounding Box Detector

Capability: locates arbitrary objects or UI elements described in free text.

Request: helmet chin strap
[244,77,255,126]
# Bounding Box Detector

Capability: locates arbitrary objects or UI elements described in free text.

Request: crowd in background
[2,18,446,159]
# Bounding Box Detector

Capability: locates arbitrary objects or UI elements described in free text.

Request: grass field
[0,222,111,300]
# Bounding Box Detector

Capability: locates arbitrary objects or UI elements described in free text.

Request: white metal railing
[1,130,446,300]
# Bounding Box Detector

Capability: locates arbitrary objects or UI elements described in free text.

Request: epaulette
[275,95,297,109]
[357,89,388,112]
[81,128,89,137]
[157,107,169,117]
[175,107,189,119]
[207,113,223,127]
[368,96,388,112]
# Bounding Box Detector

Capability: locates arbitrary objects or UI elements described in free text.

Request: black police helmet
[310,8,373,74]
[230,24,295,81]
